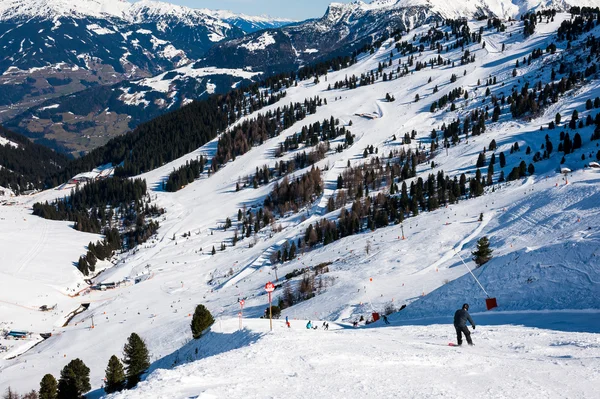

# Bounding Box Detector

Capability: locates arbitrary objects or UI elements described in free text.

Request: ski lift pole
[454,250,490,298]
[365,279,377,313]
[265,282,275,331]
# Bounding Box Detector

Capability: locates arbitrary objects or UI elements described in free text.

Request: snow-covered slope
[1,63,262,155]
[0,0,289,27]
[0,0,246,75]
[110,317,600,398]
[323,0,600,21]
[0,0,291,150]
[0,135,18,149]
[203,9,296,33]
[0,0,130,21]
[202,0,600,74]
[2,8,600,397]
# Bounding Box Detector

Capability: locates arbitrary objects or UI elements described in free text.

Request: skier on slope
[306,321,313,329]
[454,303,476,346]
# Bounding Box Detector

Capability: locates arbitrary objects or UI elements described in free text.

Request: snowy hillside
[2,6,600,397]
[203,9,295,33]
[200,0,600,73]
[0,0,288,148]
[109,317,600,399]
[0,0,289,27]
[0,0,244,73]
[323,0,600,21]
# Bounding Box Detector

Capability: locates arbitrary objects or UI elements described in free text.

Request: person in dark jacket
[454,303,475,346]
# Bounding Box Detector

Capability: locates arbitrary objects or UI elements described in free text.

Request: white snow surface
[326,0,600,19]
[86,23,115,35]
[38,104,60,111]
[203,9,295,24]
[239,32,276,52]
[1,12,600,397]
[125,64,260,94]
[0,0,131,21]
[110,317,600,399]
[0,0,286,32]
[0,135,19,148]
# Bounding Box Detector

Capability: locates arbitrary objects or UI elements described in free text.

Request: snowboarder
[286,315,291,328]
[306,320,313,329]
[383,315,390,324]
[454,303,475,346]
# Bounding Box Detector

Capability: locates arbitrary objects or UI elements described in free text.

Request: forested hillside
[0,126,70,194]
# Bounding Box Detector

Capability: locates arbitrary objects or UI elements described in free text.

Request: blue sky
[159,0,351,20]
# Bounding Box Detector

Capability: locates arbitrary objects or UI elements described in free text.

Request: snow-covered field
[1,10,600,396]
[108,317,600,399]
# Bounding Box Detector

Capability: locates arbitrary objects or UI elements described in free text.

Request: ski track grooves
[14,217,49,276]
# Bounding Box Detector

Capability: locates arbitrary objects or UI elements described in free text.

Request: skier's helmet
[462,303,469,310]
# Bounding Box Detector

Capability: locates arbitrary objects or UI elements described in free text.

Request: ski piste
[2,3,600,397]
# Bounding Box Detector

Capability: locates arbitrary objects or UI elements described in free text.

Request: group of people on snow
[288,303,477,347]
[305,320,329,330]
[349,302,477,346]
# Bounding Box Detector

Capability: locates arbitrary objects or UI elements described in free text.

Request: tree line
[32,178,150,233]
[163,156,206,192]
[211,96,323,171]
[0,126,69,194]
[263,166,323,217]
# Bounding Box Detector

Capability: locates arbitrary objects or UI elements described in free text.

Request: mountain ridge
[0,0,293,28]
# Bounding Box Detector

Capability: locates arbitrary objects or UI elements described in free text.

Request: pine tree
[476,152,486,167]
[57,359,90,399]
[499,152,506,168]
[472,236,493,267]
[191,304,214,339]
[122,333,150,388]
[39,374,58,399]
[77,256,89,276]
[104,355,126,394]
[518,161,527,177]
[573,133,582,150]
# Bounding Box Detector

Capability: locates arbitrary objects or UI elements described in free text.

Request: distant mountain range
[1,0,593,155]
[0,0,292,139]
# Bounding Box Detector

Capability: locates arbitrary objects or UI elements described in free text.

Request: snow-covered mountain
[0,0,243,73]
[3,4,600,397]
[4,0,597,154]
[200,0,598,73]
[0,0,291,129]
[2,64,261,155]
[0,0,292,28]
[0,0,293,74]
[203,9,296,33]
